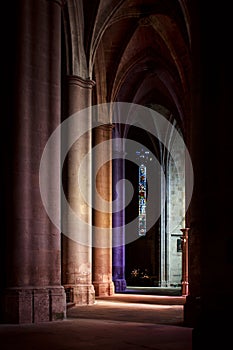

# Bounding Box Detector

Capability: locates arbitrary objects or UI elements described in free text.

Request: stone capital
[138,16,152,27]
[95,123,114,131]
[66,75,96,89]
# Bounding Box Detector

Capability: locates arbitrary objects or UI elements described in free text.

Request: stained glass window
[136,149,151,236]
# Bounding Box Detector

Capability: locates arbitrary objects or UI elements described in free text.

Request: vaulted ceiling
[87,0,192,130]
[63,0,193,134]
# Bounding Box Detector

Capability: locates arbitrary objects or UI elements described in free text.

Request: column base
[1,286,66,324]
[93,281,114,297]
[64,284,95,305]
[181,281,189,296]
[113,279,127,292]
[160,281,168,287]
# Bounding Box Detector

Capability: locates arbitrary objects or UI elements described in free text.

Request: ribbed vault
[86,0,192,133]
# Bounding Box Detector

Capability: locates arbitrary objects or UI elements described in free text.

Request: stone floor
[0,288,193,350]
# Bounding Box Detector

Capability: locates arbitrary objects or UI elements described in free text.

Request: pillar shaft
[62,75,95,304]
[1,0,66,323]
[186,2,233,346]
[181,228,189,296]
[112,135,127,292]
[92,125,114,296]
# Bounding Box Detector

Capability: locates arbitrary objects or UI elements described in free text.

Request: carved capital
[66,75,96,89]
[138,16,152,27]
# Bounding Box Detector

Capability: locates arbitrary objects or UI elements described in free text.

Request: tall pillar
[1,0,66,323]
[92,125,114,296]
[181,228,189,296]
[186,1,233,346]
[112,133,127,292]
[61,76,95,304]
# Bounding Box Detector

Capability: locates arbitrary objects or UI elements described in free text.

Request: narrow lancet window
[136,149,150,236]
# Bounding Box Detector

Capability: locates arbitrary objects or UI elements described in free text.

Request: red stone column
[181,228,190,296]
[1,0,66,323]
[92,125,115,296]
[61,76,95,304]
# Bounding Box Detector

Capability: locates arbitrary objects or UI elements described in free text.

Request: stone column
[61,75,95,304]
[1,0,66,323]
[181,228,189,296]
[186,2,233,347]
[92,125,114,296]
[112,136,127,292]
